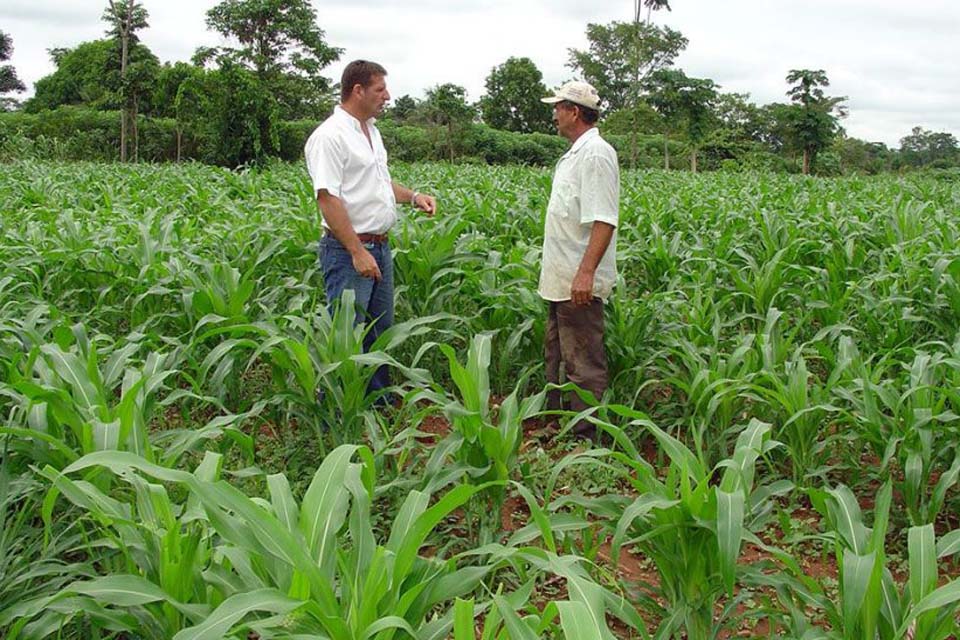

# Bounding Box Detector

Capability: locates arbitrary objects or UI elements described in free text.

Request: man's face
[358,75,390,118]
[552,102,578,140]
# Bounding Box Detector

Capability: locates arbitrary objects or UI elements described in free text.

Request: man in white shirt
[304,60,436,401]
[539,81,620,441]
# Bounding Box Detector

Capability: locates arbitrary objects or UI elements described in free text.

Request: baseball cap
[541,81,601,111]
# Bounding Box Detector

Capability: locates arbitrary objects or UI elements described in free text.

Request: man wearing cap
[304,59,437,401]
[540,81,620,441]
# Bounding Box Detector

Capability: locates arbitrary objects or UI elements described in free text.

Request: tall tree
[646,68,719,172]
[636,0,672,24]
[196,0,341,119]
[479,57,553,134]
[0,31,26,110]
[422,83,474,162]
[103,0,150,161]
[568,21,686,112]
[26,40,158,114]
[568,20,686,169]
[781,69,847,174]
[387,95,418,122]
[899,126,959,167]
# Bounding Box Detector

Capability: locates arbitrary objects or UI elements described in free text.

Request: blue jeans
[319,234,394,397]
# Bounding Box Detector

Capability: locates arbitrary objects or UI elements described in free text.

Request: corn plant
[750,350,840,485]
[22,445,590,640]
[422,333,545,543]
[610,417,789,640]
[248,290,440,453]
[0,461,92,639]
[771,482,960,640]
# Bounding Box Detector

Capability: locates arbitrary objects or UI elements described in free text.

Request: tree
[0,31,26,110]
[781,69,847,175]
[479,57,553,134]
[26,40,158,114]
[636,0,672,24]
[201,61,279,167]
[899,126,959,168]
[568,20,687,168]
[422,83,474,162]
[645,68,719,172]
[568,21,686,113]
[197,0,341,119]
[387,95,418,122]
[193,0,342,158]
[104,0,150,161]
[153,62,209,160]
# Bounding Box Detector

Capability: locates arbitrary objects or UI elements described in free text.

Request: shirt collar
[564,127,599,158]
[335,105,376,131]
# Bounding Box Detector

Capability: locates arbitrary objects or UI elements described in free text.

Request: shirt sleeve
[304,131,345,197]
[578,152,620,228]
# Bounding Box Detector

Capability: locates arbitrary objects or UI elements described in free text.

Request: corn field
[2,159,960,639]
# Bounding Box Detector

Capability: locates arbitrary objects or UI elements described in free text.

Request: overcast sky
[2,0,958,147]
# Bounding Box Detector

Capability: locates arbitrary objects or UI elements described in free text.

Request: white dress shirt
[538,127,620,302]
[304,106,397,235]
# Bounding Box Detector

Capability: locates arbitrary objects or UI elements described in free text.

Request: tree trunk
[176,127,182,162]
[117,0,134,162]
[447,122,454,162]
[119,110,126,163]
[132,94,139,162]
[690,147,698,173]
[663,134,670,170]
[803,148,811,175]
[629,111,638,171]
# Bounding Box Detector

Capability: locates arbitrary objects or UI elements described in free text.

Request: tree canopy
[1,30,26,109]
[479,57,553,134]
[567,21,687,111]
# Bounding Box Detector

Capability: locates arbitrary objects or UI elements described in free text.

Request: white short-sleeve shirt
[304,106,397,234]
[538,127,620,302]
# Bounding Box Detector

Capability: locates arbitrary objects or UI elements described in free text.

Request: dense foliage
[2,160,960,638]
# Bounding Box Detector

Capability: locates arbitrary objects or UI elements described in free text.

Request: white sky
[2,0,958,147]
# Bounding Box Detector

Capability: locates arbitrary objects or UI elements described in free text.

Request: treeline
[0,1,958,174]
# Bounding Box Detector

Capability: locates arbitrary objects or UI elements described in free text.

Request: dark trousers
[544,298,608,439]
[319,235,393,396]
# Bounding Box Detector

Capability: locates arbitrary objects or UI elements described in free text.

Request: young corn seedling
[33,445,539,640]
[611,418,788,640]
[774,482,960,640]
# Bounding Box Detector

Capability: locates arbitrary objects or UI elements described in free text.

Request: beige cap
[541,80,601,111]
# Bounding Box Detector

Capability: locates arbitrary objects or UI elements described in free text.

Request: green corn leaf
[172,588,300,640]
[556,600,604,640]
[841,549,876,635]
[300,444,361,576]
[827,485,869,554]
[716,487,745,595]
[896,579,960,638]
[41,344,101,413]
[453,598,474,640]
[937,530,960,559]
[267,473,299,532]
[908,524,937,606]
[66,575,174,607]
[493,595,538,640]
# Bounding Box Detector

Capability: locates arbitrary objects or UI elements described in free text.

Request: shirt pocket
[547,180,578,219]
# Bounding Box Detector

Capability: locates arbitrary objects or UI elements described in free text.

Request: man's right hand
[351,246,382,281]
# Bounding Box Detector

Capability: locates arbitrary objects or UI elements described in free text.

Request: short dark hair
[341,60,387,102]
[560,100,599,125]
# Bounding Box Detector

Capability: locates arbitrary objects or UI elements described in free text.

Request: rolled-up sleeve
[305,132,344,197]
[578,152,619,227]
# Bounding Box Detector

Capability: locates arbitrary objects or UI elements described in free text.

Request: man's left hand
[570,269,595,306]
[413,193,437,216]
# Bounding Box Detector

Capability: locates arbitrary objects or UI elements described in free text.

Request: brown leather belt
[356,233,388,244]
[326,231,388,244]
